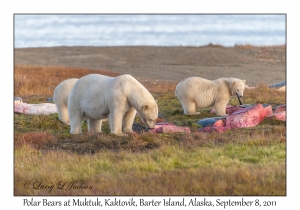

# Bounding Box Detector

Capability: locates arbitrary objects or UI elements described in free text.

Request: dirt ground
[14,45,286,86]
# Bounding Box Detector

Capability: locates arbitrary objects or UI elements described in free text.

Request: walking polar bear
[175,77,246,116]
[53,78,78,125]
[68,74,158,136]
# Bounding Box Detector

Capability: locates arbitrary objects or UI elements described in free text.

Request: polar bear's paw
[113,131,128,137]
[123,128,134,134]
[185,111,201,116]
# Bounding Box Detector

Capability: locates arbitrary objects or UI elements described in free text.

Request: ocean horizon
[14,14,286,48]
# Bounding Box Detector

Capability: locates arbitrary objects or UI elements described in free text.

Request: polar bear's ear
[142,105,149,111]
[242,80,246,84]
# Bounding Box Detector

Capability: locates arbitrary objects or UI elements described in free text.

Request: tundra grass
[14,142,285,195]
[14,65,286,196]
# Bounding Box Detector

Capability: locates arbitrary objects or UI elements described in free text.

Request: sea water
[14,14,286,48]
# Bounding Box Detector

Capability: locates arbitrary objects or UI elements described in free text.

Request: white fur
[53,78,78,125]
[175,77,246,116]
[68,74,158,136]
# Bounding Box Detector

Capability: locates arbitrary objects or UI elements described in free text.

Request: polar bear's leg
[70,113,84,134]
[214,104,227,116]
[182,100,200,115]
[57,105,70,125]
[109,111,126,136]
[88,119,102,134]
[123,108,136,134]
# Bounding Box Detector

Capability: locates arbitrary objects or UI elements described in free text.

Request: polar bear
[175,77,246,116]
[68,74,158,136]
[53,78,78,125]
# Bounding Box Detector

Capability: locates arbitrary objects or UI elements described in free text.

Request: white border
[5,0,296,209]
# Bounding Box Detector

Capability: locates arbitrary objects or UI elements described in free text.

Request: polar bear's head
[228,78,246,97]
[139,103,158,128]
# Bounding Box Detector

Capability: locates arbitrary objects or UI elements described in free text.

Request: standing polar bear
[53,78,78,125]
[68,74,158,136]
[175,77,246,116]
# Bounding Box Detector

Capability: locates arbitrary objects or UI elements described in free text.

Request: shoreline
[14,45,286,86]
[14,43,286,49]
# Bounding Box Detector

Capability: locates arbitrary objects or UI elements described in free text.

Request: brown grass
[138,79,177,94]
[14,65,177,101]
[14,131,56,149]
[14,125,285,155]
[14,65,120,98]
[243,84,286,105]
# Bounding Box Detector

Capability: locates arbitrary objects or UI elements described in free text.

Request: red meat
[148,122,190,133]
[274,104,286,113]
[268,111,286,121]
[213,119,226,127]
[264,105,273,117]
[226,106,245,115]
[226,104,266,128]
